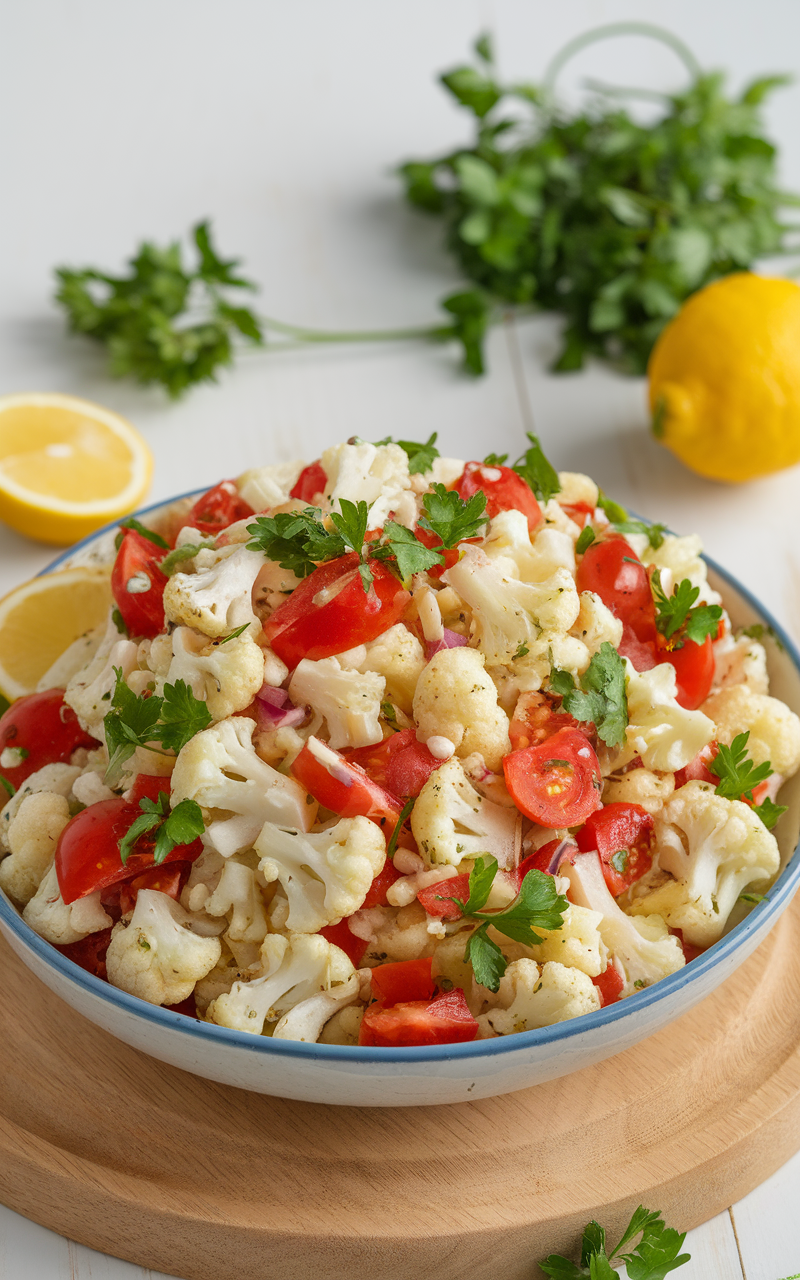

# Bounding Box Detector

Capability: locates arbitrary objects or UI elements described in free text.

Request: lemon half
[0,566,112,700]
[0,392,152,544]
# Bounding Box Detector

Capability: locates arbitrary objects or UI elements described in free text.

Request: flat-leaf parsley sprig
[103,669,212,786]
[437,855,568,991]
[710,730,787,830]
[119,792,205,866]
[549,642,628,748]
[651,570,723,648]
[540,1203,690,1279]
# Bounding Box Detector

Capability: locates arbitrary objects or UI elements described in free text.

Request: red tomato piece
[116,862,189,915]
[54,927,113,981]
[111,528,169,639]
[657,634,714,710]
[674,742,718,789]
[416,873,470,920]
[343,729,416,789]
[558,500,594,527]
[503,727,603,828]
[575,802,654,896]
[514,839,579,882]
[576,537,656,640]
[0,689,97,791]
[370,957,435,1006]
[509,691,585,752]
[291,739,404,836]
[592,963,625,1007]
[55,797,202,904]
[290,461,328,503]
[384,738,442,798]
[672,929,707,964]
[187,481,254,537]
[358,988,479,1047]
[126,774,170,806]
[454,461,542,534]
[411,524,482,580]
[164,994,199,1018]
[319,918,368,967]
[264,553,411,669]
[618,624,658,672]
[362,858,403,908]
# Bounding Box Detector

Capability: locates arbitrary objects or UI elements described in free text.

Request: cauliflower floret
[711,632,769,696]
[163,544,265,639]
[0,792,71,906]
[569,592,623,656]
[527,903,608,978]
[255,815,386,933]
[166,626,265,721]
[483,509,576,581]
[203,857,269,943]
[444,545,580,666]
[321,441,411,528]
[643,534,722,606]
[237,460,304,511]
[412,646,511,772]
[0,762,81,852]
[105,889,221,1005]
[492,633,592,703]
[564,851,685,995]
[478,959,600,1036]
[64,614,138,735]
[23,864,112,946]
[557,471,599,509]
[348,624,426,716]
[288,656,384,749]
[317,1003,365,1045]
[619,661,715,773]
[411,756,519,868]
[207,930,355,1035]
[365,901,436,965]
[170,716,316,857]
[603,767,675,816]
[630,780,780,947]
[273,971,362,1042]
[701,685,800,777]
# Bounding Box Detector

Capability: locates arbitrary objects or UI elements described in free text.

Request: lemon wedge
[0,392,153,544]
[0,566,112,700]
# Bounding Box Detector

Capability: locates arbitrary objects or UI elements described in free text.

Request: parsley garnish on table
[540,1204,690,1278]
[119,792,205,865]
[549,643,628,748]
[710,730,787,829]
[104,669,212,785]
[438,856,567,991]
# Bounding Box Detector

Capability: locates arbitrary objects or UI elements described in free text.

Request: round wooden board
[3,900,800,1280]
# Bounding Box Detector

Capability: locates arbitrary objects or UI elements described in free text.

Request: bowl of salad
[1,435,799,1107]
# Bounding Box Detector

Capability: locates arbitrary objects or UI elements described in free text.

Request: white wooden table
[2,2,800,1276]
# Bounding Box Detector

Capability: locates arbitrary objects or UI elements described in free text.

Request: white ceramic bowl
[1,494,800,1107]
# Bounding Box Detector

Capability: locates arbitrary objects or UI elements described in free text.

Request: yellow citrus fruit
[0,566,112,700]
[0,392,153,544]
[647,273,800,483]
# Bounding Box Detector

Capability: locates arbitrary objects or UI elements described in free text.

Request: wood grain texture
[3,898,800,1280]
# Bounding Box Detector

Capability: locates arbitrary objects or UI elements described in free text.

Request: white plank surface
[2,1,800,1276]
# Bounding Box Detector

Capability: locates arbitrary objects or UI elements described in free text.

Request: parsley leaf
[513,433,560,504]
[159,541,215,576]
[754,796,787,830]
[116,517,169,550]
[158,679,213,754]
[597,490,628,524]
[710,731,773,802]
[575,526,596,555]
[550,642,628,747]
[246,508,345,578]
[386,798,415,860]
[483,451,508,466]
[540,1204,690,1280]
[611,519,667,550]
[329,498,370,557]
[652,571,723,648]
[119,793,205,866]
[373,521,443,584]
[103,669,211,785]
[418,483,487,548]
[375,433,440,474]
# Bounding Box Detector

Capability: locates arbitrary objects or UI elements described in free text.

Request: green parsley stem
[257,314,454,346]
[542,21,702,95]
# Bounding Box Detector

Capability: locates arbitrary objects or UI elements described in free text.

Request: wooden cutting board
[2,898,800,1280]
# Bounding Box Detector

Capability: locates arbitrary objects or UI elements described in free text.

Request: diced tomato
[509,691,585,752]
[559,500,594,527]
[658,634,714,710]
[674,742,718,789]
[618,624,658,672]
[370,957,435,1006]
[592,963,625,1007]
[291,739,404,836]
[362,859,403,907]
[576,537,657,641]
[53,927,113,981]
[575,802,654,896]
[672,929,707,964]
[417,873,470,920]
[0,689,97,792]
[111,528,168,639]
[385,739,442,798]
[126,774,170,806]
[116,863,188,915]
[264,553,410,669]
[343,729,416,790]
[454,461,542,534]
[358,988,479,1047]
[55,797,203,904]
[187,481,254,537]
[503,727,603,828]
[290,461,328,504]
[514,839,579,882]
[319,918,368,967]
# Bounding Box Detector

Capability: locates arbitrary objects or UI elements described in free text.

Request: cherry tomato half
[370,957,435,1006]
[358,988,478,1047]
[55,797,202,904]
[0,689,97,792]
[111,528,168,639]
[508,691,585,752]
[576,537,656,641]
[290,461,328,503]
[345,729,441,798]
[658,634,714,711]
[575,802,654,896]
[454,461,542,534]
[263,553,411,669]
[503,727,603,828]
[187,481,254,537]
[291,738,404,835]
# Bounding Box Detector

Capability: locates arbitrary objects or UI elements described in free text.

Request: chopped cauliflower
[203,857,269,944]
[483,509,576,581]
[256,815,385,933]
[0,762,81,852]
[106,889,221,1005]
[630,780,780,947]
[273,971,362,1042]
[166,625,265,720]
[411,756,519,867]
[0,792,71,906]
[288,655,384,749]
[36,622,108,694]
[322,440,411,527]
[527,903,608,978]
[478,960,600,1036]
[711,633,769,696]
[348,624,426,715]
[701,685,800,777]
[23,864,112,946]
[569,592,623,656]
[163,544,265,638]
[412,646,511,771]
[620,661,715,773]
[64,615,138,736]
[557,471,599,509]
[237,460,304,511]
[644,534,722,606]
[603,767,675,815]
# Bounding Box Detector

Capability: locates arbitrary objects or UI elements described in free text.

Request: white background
[2,1,800,1276]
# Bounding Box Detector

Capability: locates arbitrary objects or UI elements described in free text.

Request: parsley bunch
[104,669,212,786]
[549,643,629,748]
[651,571,723,648]
[400,24,799,375]
[710,730,786,829]
[540,1204,690,1279]
[119,792,205,866]
[438,856,568,991]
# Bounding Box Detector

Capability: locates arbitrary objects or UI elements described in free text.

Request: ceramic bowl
[1,494,799,1107]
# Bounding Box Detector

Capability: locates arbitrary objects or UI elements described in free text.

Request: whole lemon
[647,273,800,483]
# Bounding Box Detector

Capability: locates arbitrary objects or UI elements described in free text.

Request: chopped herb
[739,621,785,652]
[483,451,508,466]
[610,849,629,875]
[386,798,415,860]
[513,643,529,659]
[375,433,440,474]
[418,483,488,549]
[652,571,723,648]
[119,792,205,866]
[116,517,169,550]
[575,526,596,555]
[549,642,628,747]
[597,490,629,524]
[159,541,216,576]
[513,433,560,504]
[739,892,767,905]
[381,701,398,725]
[111,607,128,636]
[612,518,668,549]
[0,775,15,799]
[217,623,251,645]
[754,796,787,830]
